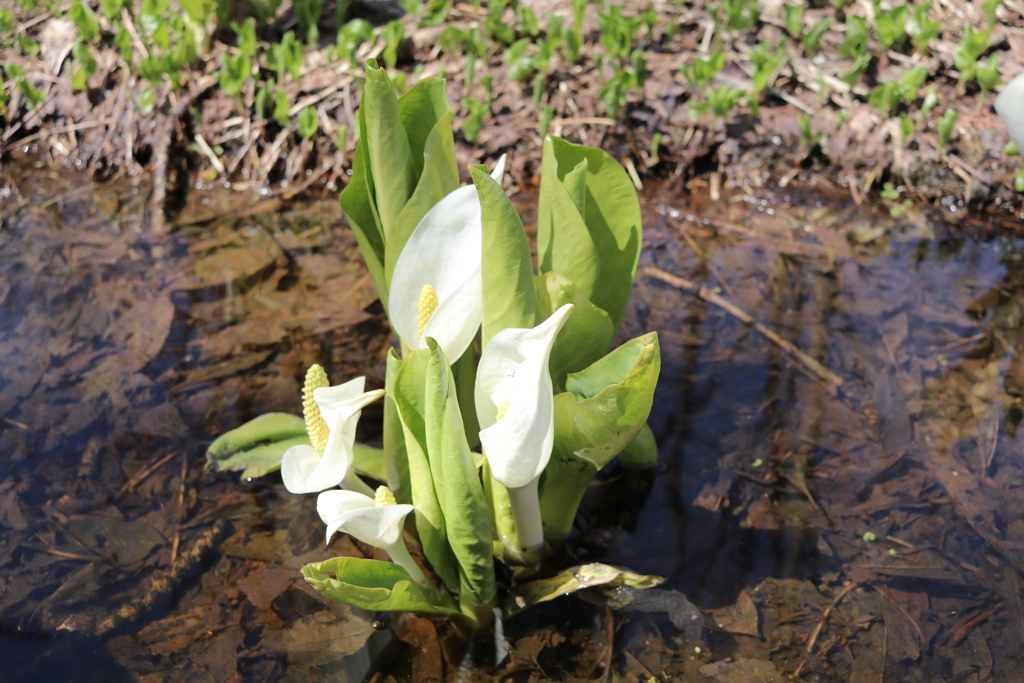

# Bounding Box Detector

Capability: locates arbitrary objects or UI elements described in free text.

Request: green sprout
[218,52,250,97]
[681,51,724,89]
[784,5,803,37]
[801,17,832,55]
[71,39,97,90]
[381,20,405,69]
[954,26,991,82]
[337,19,374,64]
[981,0,1003,28]
[4,62,46,108]
[271,31,305,80]
[297,106,318,139]
[874,4,907,49]
[838,16,868,57]
[293,0,324,44]
[716,0,759,30]
[99,0,122,18]
[460,96,488,143]
[273,89,290,126]
[976,54,1001,103]
[748,40,787,95]
[69,0,100,41]
[909,2,940,53]
[937,108,958,150]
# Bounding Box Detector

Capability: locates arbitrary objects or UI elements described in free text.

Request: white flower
[996,73,1024,156]
[317,486,428,585]
[475,304,574,550]
[388,156,506,360]
[282,374,384,495]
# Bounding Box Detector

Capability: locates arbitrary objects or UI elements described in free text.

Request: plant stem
[385,538,430,587]
[507,477,544,553]
[342,470,376,497]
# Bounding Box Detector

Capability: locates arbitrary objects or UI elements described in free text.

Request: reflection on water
[1,165,1024,681]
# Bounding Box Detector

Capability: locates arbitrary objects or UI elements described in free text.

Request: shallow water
[2,163,1024,681]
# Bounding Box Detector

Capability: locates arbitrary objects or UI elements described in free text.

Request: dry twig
[643,266,844,394]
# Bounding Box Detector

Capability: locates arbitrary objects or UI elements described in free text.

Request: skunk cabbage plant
[208,64,662,628]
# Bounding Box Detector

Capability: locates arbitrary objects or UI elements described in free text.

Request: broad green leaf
[513,562,664,611]
[210,436,309,478]
[424,339,495,607]
[396,76,452,179]
[339,103,387,306]
[539,333,660,539]
[538,145,599,298]
[303,557,460,614]
[352,442,388,483]
[384,110,459,286]
[452,346,479,450]
[615,423,658,468]
[537,136,642,331]
[383,350,411,502]
[363,60,417,249]
[471,165,540,349]
[561,157,588,215]
[206,412,307,467]
[393,348,460,592]
[535,270,615,393]
[69,0,100,41]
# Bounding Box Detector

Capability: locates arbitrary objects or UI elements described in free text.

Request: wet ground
[3,159,1024,682]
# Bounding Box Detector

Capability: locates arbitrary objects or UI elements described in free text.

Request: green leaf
[472,165,541,349]
[337,19,374,63]
[384,81,460,286]
[17,33,40,55]
[297,106,319,139]
[352,441,388,483]
[382,19,404,69]
[393,348,460,592]
[535,270,614,393]
[383,350,411,502]
[539,333,661,539]
[209,436,308,479]
[784,5,802,36]
[615,422,658,468]
[513,562,664,611]
[537,136,642,331]
[363,60,417,256]
[539,149,600,299]
[303,557,460,614]
[339,103,387,307]
[218,52,250,97]
[801,16,831,55]
[423,339,495,607]
[69,0,100,41]
[206,412,308,467]
[273,89,290,127]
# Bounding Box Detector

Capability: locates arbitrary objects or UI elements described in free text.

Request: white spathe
[476,304,574,490]
[281,377,384,494]
[317,489,427,585]
[388,156,506,360]
[996,73,1024,154]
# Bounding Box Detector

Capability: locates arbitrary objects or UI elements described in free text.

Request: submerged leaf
[514,562,664,610]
